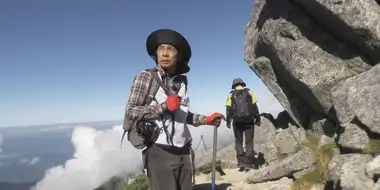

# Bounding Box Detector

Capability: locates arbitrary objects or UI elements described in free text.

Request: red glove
[162,94,181,112]
[205,112,225,127]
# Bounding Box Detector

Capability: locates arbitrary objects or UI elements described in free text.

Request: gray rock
[195,144,237,171]
[274,125,306,155]
[308,115,337,137]
[327,154,373,184]
[292,164,316,179]
[253,117,279,163]
[244,0,371,127]
[291,0,380,64]
[246,147,315,183]
[237,177,293,190]
[338,123,370,151]
[366,155,380,179]
[331,64,380,134]
[340,158,376,190]
[249,57,310,127]
[318,135,335,149]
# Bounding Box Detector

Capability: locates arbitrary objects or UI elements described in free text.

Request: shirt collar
[156,64,178,79]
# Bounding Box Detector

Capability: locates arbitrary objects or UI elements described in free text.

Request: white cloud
[20,157,41,166]
[32,122,235,190]
[40,125,72,132]
[30,157,41,165]
[20,158,29,165]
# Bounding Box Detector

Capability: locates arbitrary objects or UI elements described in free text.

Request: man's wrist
[199,116,206,125]
[157,103,164,114]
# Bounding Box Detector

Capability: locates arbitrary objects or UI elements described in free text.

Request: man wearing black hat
[124,29,225,190]
[225,78,261,171]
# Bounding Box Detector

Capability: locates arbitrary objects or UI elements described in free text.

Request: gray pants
[143,143,192,190]
[233,121,255,167]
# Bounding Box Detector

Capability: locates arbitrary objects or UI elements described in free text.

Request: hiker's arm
[248,89,260,118]
[247,89,258,104]
[225,92,233,124]
[125,71,161,121]
[186,112,206,127]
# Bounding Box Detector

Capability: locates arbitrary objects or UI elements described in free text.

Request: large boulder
[245,0,372,128]
[244,0,380,189]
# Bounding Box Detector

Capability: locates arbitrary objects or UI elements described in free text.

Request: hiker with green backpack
[225,78,261,171]
[122,28,225,190]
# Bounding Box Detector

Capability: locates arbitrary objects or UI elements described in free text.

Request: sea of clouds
[31,122,235,190]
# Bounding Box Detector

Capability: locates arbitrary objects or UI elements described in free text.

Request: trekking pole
[211,124,218,190]
[210,115,225,190]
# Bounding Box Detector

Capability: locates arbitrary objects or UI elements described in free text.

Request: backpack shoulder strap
[230,90,236,97]
[147,70,173,96]
[243,88,251,96]
[230,90,237,107]
[243,88,254,105]
[183,76,188,92]
[120,68,158,149]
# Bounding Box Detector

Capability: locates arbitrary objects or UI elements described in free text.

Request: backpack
[231,88,255,122]
[120,68,162,150]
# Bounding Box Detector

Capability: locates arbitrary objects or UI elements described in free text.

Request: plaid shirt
[125,65,206,126]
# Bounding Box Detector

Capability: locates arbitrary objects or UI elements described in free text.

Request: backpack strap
[148,70,173,96]
[120,68,160,149]
[243,88,253,103]
[145,68,161,105]
[230,90,237,108]
[147,69,177,145]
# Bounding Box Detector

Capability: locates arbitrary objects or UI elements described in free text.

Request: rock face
[246,147,315,183]
[331,64,380,134]
[244,0,380,189]
[291,0,380,65]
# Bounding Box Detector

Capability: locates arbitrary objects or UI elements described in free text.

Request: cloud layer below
[32,122,235,190]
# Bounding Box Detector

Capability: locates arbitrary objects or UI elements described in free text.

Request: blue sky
[1,0,283,127]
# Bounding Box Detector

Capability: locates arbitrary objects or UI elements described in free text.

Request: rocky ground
[193,115,380,190]
[194,0,380,189]
[194,168,293,190]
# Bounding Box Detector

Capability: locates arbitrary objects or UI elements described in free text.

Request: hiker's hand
[163,94,181,112]
[205,112,225,127]
[255,117,261,126]
[226,121,231,128]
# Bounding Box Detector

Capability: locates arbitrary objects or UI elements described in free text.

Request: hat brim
[232,82,246,89]
[146,29,191,74]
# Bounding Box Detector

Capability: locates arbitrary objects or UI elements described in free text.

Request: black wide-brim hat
[146,29,192,74]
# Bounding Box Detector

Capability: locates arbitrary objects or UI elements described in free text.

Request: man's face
[156,44,179,71]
